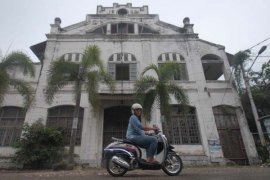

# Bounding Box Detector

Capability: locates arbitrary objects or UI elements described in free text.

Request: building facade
[0,3,259,166]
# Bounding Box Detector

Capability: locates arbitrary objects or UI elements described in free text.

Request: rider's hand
[153,125,160,131]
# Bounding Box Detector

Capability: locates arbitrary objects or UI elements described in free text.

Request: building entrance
[213,106,248,165]
[103,106,131,148]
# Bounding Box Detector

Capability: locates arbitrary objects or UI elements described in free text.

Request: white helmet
[131,103,142,114]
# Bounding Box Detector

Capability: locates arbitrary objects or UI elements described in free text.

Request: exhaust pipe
[112,156,130,169]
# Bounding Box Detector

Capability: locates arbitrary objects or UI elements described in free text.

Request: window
[111,23,134,34]
[47,106,84,145]
[0,107,25,146]
[138,25,157,34]
[108,53,137,81]
[111,24,117,34]
[67,54,72,61]
[116,64,129,80]
[75,54,80,62]
[158,53,188,80]
[89,23,157,35]
[118,8,128,15]
[91,26,107,34]
[174,65,188,80]
[162,106,201,145]
[62,53,82,63]
[201,54,224,80]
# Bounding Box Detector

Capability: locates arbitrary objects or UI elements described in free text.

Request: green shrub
[12,121,65,169]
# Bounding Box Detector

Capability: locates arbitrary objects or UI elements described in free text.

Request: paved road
[1,166,270,180]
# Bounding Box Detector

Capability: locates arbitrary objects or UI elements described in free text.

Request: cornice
[46,33,199,40]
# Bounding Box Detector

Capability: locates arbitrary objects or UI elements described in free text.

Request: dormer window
[111,23,134,34]
[118,8,128,15]
[88,23,158,35]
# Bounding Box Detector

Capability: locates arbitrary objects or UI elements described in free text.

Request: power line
[246,37,270,51]
[248,45,268,72]
[250,55,270,58]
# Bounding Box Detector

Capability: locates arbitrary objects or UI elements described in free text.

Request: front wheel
[162,153,183,176]
[106,156,128,177]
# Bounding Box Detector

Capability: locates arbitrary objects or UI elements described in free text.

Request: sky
[0,0,269,71]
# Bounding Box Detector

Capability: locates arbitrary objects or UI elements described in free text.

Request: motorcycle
[103,128,183,177]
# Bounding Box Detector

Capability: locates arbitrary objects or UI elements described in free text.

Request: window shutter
[129,63,137,80]
[181,64,188,80]
[108,63,115,79]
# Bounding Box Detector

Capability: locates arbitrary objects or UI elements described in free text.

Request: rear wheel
[106,156,128,177]
[162,153,183,176]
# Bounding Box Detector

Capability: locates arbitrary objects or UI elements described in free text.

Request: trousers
[129,135,158,158]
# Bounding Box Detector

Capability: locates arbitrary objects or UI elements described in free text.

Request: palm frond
[99,69,115,93]
[232,50,251,94]
[159,62,182,82]
[134,76,158,95]
[9,78,34,108]
[232,50,251,68]
[156,84,171,122]
[85,71,100,112]
[0,71,10,106]
[140,89,157,122]
[168,83,189,105]
[141,64,159,77]
[0,51,35,77]
[82,45,104,70]
[45,59,79,104]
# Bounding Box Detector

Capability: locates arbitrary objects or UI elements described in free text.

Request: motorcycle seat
[111,137,138,146]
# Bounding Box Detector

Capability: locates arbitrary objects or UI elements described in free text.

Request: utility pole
[241,63,266,146]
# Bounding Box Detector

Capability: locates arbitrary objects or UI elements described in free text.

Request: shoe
[151,160,159,164]
[147,160,159,164]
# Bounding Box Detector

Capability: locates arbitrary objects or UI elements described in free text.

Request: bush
[12,121,65,169]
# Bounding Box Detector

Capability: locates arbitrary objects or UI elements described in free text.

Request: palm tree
[232,50,251,94]
[45,45,114,163]
[232,50,266,146]
[134,61,188,123]
[0,51,35,108]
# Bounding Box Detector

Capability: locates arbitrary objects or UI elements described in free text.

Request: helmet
[131,103,142,114]
[131,103,143,110]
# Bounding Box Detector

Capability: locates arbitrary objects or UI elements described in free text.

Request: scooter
[103,128,183,177]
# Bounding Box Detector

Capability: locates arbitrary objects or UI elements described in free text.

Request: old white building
[0,3,259,166]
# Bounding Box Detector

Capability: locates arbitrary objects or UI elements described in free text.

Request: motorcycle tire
[162,153,183,176]
[106,155,128,177]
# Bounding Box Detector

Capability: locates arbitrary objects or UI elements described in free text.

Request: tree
[232,50,251,94]
[45,45,114,163]
[12,121,65,169]
[249,62,270,115]
[0,51,35,108]
[232,50,266,146]
[241,62,270,130]
[134,61,188,122]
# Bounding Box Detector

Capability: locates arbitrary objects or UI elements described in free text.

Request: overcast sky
[0,0,269,71]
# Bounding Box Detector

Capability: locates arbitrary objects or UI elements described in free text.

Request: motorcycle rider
[126,103,159,164]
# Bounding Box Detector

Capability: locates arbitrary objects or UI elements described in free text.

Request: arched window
[162,105,201,145]
[108,53,137,81]
[0,106,26,146]
[201,54,220,61]
[201,54,224,80]
[61,53,82,63]
[47,105,84,145]
[118,8,128,15]
[157,53,188,80]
